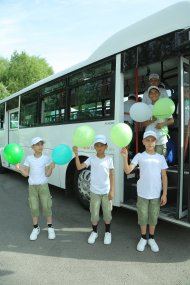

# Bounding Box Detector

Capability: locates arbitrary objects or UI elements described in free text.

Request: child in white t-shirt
[72,135,114,245]
[15,137,55,241]
[142,85,174,156]
[121,130,168,252]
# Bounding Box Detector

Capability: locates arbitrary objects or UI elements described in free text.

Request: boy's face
[149,78,159,86]
[148,89,160,104]
[94,142,107,155]
[32,141,44,154]
[143,136,156,150]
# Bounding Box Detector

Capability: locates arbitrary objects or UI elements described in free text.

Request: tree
[0,82,10,100]
[0,57,9,83]
[5,51,54,94]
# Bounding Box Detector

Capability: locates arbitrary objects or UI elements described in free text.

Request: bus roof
[1,1,190,103]
[88,1,190,62]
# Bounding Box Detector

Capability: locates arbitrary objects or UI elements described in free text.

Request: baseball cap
[149,73,159,80]
[94,134,107,145]
[31,137,44,146]
[147,85,160,94]
[143,131,157,139]
[128,93,136,100]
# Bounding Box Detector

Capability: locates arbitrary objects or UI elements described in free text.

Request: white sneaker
[48,227,56,240]
[88,231,98,244]
[148,238,159,252]
[30,227,40,241]
[104,232,112,245]
[137,238,147,252]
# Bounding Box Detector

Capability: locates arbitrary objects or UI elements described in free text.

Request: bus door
[177,56,190,221]
[2,108,19,168]
[8,108,19,144]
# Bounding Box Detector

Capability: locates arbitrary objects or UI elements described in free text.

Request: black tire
[74,168,91,210]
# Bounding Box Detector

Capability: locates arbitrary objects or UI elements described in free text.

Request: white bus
[0,1,190,227]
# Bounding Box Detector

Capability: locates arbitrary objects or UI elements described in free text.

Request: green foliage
[0,51,54,96]
[0,82,10,100]
[0,57,9,82]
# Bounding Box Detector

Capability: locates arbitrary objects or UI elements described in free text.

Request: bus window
[6,97,19,111]
[69,61,113,86]
[20,92,38,127]
[40,80,66,124]
[69,77,112,121]
[10,111,19,129]
[41,91,66,124]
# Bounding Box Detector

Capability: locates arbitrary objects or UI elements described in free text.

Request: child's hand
[160,194,167,206]
[120,147,128,157]
[72,146,78,155]
[108,191,114,200]
[15,163,20,171]
[152,116,157,122]
[50,162,55,170]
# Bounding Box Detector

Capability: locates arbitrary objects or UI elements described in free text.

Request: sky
[0,0,184,74]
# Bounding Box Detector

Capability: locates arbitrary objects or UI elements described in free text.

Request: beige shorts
[136,196,160,226]
[90,192,112,224]
[28,184,52,217]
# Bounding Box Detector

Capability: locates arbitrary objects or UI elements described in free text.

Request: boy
[15,137,56,241]
[121,131,168,252]
[142,73,168,105]
[142,85,174,156]
[124,93,136,125]
[72,134,114,245]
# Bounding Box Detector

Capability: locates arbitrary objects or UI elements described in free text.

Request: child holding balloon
[72,134,114,245]
[15,137,56,241]
[121,130,168,252]
[142,86,174,156]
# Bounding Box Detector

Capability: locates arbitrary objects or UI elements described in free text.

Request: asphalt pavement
[0,170,190,285]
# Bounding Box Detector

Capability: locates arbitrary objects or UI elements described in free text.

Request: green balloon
[3,144,24,165]
[110,123,133,147]
[152,98,175,119]
[73,125,95,147]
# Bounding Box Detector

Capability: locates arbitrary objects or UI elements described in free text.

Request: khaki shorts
[136,196,160,226]
[90,192,112,224]
[28,184,52,217]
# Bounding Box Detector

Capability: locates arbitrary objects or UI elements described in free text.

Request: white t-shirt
[142,88,168,105]
[145,104,172,145]
[24,154,51,185]
[131,151,168,199]
[84,155,114,195]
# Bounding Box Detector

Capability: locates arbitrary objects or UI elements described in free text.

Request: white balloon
[129,102,152,122]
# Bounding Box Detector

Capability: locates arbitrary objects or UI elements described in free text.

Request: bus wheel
[75,169,90,210]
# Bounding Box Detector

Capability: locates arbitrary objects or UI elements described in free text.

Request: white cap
[149,73,159,80]
[94,134,107,145]
[128,93,136,100]
[148,85,160,94]
[143,131,157,139]
[31,137,44,146]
